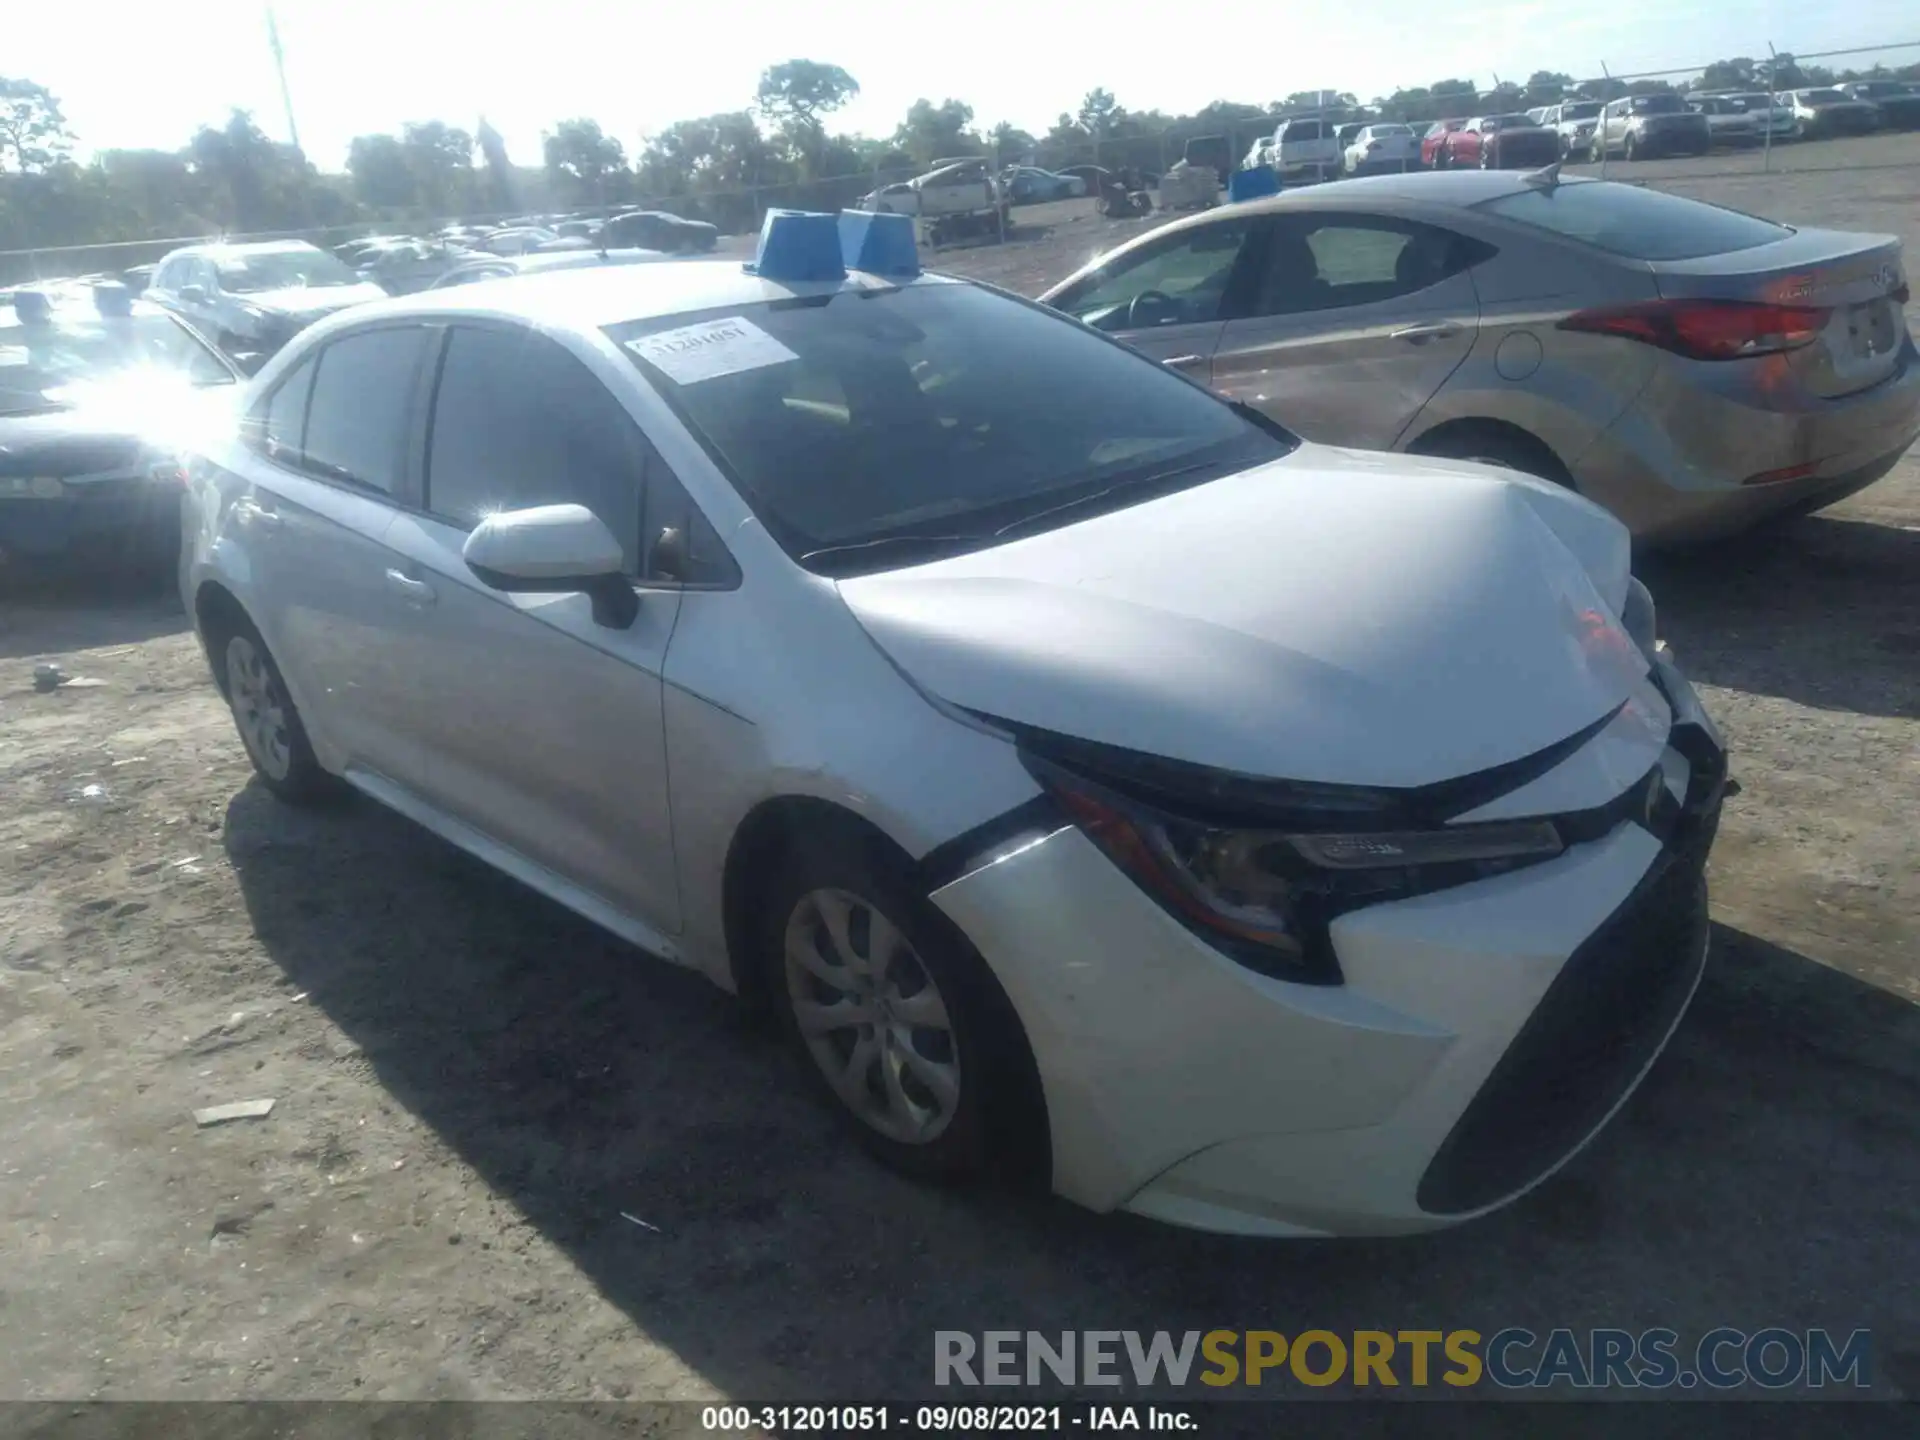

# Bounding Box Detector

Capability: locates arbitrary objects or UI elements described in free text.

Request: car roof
[381,257,961,328]
[164,239,322,260]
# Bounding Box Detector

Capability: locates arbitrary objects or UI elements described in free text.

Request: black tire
[204,610,340,805]
[759,831,1036,1184]
[1412,425,1574,488]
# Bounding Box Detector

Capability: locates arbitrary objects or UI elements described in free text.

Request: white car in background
[1727,93,1801,140]
[1687,95,1760,145]
[1267,118,1344,180]
[180,213,1728,1238]
[1343,123,1421,175]
[1539,100,1604,158]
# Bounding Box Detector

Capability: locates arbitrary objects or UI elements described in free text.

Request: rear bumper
[931,657,1725,1236]
[1575,340,1920,545]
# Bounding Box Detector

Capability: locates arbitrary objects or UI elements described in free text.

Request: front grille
[1416,816,1714,1216]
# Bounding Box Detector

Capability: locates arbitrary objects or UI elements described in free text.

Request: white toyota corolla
[181,210,1729,1237]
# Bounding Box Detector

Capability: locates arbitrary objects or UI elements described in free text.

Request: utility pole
[266,4,301,154]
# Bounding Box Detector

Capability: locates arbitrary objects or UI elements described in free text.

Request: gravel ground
[2,134,1918,1421]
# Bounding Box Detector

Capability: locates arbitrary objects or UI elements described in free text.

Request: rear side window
[247,355,316,462]
[302,327,429,493]
[1477,182,1792,261]
[1247,216,1493,317]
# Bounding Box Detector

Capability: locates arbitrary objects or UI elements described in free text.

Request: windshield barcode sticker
[626,316,798,385]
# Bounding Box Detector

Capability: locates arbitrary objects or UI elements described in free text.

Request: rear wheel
[211,617,339,805]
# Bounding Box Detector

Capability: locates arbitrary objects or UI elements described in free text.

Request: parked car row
[16,174,1916,1243]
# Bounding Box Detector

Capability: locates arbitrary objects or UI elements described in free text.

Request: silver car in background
[1039,171,1919,544]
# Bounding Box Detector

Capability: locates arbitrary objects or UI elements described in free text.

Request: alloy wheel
[783,887,961,1144]
[225,634,292,781]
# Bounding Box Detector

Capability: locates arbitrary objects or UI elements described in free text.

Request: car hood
[243,283,388,318]
[838,445,1642,789]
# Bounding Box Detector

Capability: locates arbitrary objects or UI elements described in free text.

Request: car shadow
[223,781,1920,1414]
[1639,512,1920,721]
[0,569,188,662]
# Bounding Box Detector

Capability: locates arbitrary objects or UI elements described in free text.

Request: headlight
[1032,761,1565,985]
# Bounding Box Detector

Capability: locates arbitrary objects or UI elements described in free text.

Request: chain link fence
[4,38,1917,284]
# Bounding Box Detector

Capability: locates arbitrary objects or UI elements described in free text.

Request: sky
[11,0,1917,172]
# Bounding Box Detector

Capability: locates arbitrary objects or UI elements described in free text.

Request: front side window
[425,326,651,571]
[608,283,1290,576]
[1049,218,1257,331]
[300,327,429,493]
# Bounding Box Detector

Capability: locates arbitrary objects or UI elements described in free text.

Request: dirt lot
[3,135,1919,1419]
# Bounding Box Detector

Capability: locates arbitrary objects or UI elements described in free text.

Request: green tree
[0,76,73,173]
[988,122,1038,161]
[755,60,859,178]
[1524,71,1575,104]
[1077,87,1122,140]
[1694,57,1756,91]
[543,118,627,205]
[347,133,416,210]
[189,110,330,230]
[401,121,475,215]
[893,99,978,166]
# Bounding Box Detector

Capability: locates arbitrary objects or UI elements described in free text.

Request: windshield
[1801,89,1848,104]
[215,249,359,292]
[1368,124,1412,136]
[1631,94,1686,115]
[608,284,1290,577]
[1479,180,1792,261]
[1562,102,1602,120]
[0,308,233,416]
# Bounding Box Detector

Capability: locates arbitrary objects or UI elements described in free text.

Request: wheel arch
[193,579,253,697]
[720,791,1053,1186]
[1404,416,1576,487]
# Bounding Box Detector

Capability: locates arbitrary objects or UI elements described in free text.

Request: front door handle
[1390,323,1461,344]
[383,568,437,607]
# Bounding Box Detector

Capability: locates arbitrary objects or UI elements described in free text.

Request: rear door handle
[1391,323,1461,344]
[383,568,437,607]
[1162,354,1206,369]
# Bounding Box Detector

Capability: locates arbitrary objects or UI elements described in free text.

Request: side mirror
[179,284,208,304]
[462,503,638,629]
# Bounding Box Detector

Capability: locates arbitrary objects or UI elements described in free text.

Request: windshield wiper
[992,461,1218,540]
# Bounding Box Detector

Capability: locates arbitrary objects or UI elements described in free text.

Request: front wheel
[764,837,1030,1182]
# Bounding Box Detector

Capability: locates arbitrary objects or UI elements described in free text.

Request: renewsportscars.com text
[934,1328,1872,1391]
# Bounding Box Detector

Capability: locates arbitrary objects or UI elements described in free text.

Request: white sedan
[180,211,1728,1237]
[1343,123,1421,175]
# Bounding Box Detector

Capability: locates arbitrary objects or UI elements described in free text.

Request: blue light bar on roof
[745,209,847,283]
[837,209,919,277]
[11,289,52,323]
[1227,167,1282,203]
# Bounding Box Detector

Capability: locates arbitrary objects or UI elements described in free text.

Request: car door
[1045,213,1265,379]
[1209,212,1483,448]
[374,322,708,935]
[234,324,440,783]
